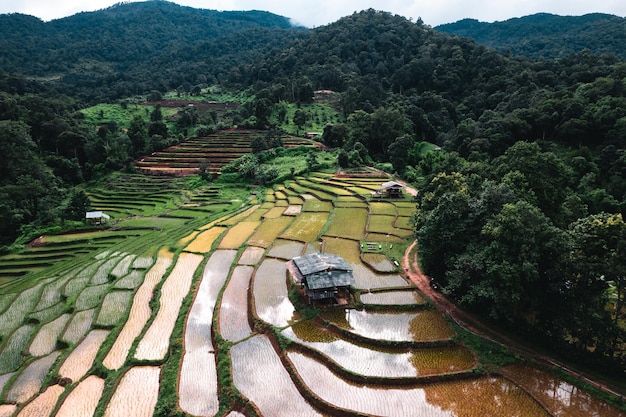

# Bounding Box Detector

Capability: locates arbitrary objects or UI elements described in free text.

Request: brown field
[103,367,161,417]
[501,364,626,417]
[103,251,173,370]
[59,329,109,382]
[55,375,105,417]
[134,253,202,361]
[14,384,64,417]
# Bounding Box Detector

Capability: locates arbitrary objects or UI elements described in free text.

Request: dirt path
[402,240,626,402]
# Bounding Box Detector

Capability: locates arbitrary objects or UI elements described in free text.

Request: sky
[0,0,625,27]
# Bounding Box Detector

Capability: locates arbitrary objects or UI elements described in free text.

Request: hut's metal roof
[306,270,355,290]
[291,252,354,289]
[85,211,110,219]
[292,252,352,275]
[378,181,403,191]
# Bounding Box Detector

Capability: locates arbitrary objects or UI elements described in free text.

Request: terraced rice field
[0,170,623,417]
[136,129,320,176]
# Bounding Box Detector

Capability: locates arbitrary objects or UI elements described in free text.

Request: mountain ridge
[435,12,626,59]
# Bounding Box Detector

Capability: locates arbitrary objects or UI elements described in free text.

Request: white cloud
[0,0,625,26]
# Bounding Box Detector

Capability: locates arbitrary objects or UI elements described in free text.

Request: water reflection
[502,364,626,417]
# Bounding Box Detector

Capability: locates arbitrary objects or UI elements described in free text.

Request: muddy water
[238,246,265,265]
[179,250,237,416]
[59,329,109,382]
[231,335,325,417]
[220,265,254,342]
[321,309,454,342]
[362,252,396,272]
[288,351,549,417]
[267,239,305,259]
[286,321,475,377]
[253,258,297,327]
[360,290,426,305]
[283,324,418,378]
[502,364,626,417]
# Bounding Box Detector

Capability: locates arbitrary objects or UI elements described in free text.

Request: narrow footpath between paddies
[403,240,626,404]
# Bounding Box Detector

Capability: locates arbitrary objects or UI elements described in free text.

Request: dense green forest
[436,13,626,59]
[0,2,624,376]
[0,1,306,101]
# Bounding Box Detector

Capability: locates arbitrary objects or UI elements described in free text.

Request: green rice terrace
[0,169,624,417]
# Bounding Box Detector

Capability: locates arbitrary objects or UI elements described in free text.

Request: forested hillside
[0,4,625,377]
[436,13,626,59]
[0,1,305,101]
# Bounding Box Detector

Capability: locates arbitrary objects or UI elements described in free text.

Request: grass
[271,101,344,135]
[452,323,522,371]
[80,103,177,130]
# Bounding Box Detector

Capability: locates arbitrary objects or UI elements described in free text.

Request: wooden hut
[286,252,354,305]
[373,181,404,198]
[85,211,110,225]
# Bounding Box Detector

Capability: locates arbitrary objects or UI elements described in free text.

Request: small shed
[373,181,404,198]
[286,252,355,305]
[85,211,110,225]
